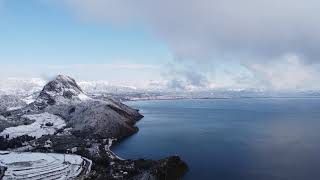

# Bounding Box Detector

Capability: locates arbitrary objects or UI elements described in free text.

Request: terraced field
[0,151,91,180]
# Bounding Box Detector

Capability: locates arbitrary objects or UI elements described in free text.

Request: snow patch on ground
[77,93,91,101]
[23,95,37,104]
[0,112,66,139]
[6,106,24,111]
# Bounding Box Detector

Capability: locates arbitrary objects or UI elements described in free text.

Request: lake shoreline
[115,98,320,180]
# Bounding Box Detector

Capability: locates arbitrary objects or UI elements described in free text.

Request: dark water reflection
[112,98,320,180]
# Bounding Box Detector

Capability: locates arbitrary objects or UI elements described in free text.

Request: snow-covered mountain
[78,81,138,94]
[0,78,141,102]
[0,78,45,96]
[1,75,143,139]
[33,75,91,108]
[1,77,319,102]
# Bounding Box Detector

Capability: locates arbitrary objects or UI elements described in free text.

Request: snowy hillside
[0,78,45,97]
[0,95,27,113]
[0,112,66,139]
[1,75,143,140]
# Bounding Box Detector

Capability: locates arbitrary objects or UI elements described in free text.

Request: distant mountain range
[1,77,320,102]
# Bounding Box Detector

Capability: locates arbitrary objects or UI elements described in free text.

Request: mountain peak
[33,75,89,108]
[51,75,84,93]
[55,74,75,82]
[42,75,84,95]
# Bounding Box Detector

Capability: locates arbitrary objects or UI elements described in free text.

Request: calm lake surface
[112,98,320,180]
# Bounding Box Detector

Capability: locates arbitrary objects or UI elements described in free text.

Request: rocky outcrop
[86,155,188,180]
[127,156,188,180]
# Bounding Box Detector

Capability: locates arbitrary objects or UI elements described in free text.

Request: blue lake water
[112,98,320,180]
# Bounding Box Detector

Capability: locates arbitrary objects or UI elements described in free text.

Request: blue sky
[1,0,320,91]
[0,0,170,65]
[0,0,175,88]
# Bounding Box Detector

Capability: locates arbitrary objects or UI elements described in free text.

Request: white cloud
[55,0,320,90]
[160,62,213,91]
[245,54,320,90]
[62,0,320,62]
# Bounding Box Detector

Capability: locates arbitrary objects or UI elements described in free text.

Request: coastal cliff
[0,75,188,180]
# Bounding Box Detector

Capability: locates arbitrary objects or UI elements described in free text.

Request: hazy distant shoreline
[123,96,320,102]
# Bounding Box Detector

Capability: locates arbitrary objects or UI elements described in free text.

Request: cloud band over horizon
[1,0,320,91]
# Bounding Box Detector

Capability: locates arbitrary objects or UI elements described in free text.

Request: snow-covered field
[0,151,90,180]
[0,112,66,139]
